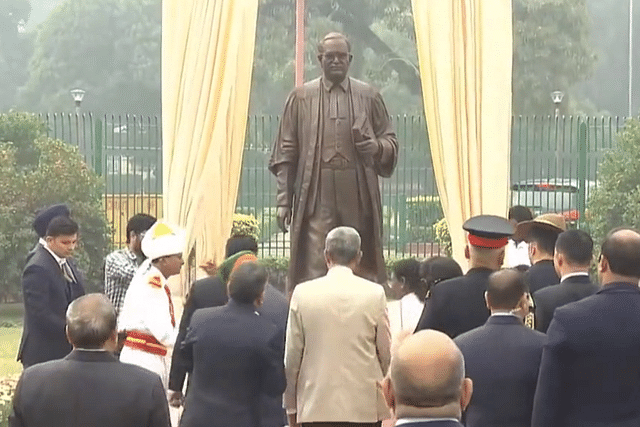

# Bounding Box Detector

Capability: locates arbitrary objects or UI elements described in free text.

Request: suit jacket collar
[486,315,524,326]
[396,420,462,427]
[327,265,354,277]
[65,349,119,363]
[227,298,260,314]
[466,267,494,277]
[561,274,591,285]
[597,282,640,295]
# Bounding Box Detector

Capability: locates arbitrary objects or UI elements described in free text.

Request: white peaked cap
[141,221,186,260]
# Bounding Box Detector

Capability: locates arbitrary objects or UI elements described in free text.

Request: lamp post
[551,90,564,118]
[70,88,85,115]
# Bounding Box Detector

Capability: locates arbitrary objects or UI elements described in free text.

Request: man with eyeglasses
[270,31,398,291]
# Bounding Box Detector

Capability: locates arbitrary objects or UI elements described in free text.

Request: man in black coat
[18,216,86,368]
[169,237,289,426]
[532,228,640,427]
[381,329,472,427]
[179,262,286,427]
[455,269,545,427]
[533,229,599,333]
[9,294,170,427]
[514,213,566,294]
[416,215,515,338]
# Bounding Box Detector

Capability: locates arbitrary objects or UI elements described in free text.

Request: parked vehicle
[511,178,595,222]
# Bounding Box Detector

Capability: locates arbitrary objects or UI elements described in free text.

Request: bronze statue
[269,32,398,289]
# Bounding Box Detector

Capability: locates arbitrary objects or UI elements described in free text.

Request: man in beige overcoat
[284,226,391,427]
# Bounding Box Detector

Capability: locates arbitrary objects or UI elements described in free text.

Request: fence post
[94,118,103,176]
[577,119,588,228]
[398,194,407,254]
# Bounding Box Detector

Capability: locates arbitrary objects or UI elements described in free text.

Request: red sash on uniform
[123,330,167,356]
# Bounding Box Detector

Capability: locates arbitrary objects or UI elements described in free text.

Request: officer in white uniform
[118,221,184,425]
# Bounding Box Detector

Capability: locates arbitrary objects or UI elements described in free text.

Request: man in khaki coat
[284,226,391,427]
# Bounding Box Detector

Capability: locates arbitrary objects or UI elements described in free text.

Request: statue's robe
[270,77,398,289]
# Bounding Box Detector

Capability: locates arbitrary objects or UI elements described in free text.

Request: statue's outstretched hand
[277,206,291,233]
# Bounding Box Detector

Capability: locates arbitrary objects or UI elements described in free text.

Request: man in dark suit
[17,215,85,368]
[416,215,515,338]
[514,213,566,294]
[9,293,170,427]
[532,228,640,427]
[168,237,255,396]
[380,329,472,427]
[169,236,289,426]
[533,229,599,333]
[178,261,286,427]
[455,269,545,427]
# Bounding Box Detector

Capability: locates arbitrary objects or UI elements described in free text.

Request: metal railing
[38,113,625,259]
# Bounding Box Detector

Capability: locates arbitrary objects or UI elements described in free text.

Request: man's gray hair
[317,32,351,54]
[325,226,361,265]
[66,294,117,349]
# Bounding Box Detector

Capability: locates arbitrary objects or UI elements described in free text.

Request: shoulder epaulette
[148,275,162,288]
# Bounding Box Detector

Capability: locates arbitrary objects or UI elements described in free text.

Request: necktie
[164,285,176,327]
[61,261,76,283]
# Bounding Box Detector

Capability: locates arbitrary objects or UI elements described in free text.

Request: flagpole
[295,0,305,87]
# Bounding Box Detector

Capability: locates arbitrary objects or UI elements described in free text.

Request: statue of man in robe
[269,32,398,290]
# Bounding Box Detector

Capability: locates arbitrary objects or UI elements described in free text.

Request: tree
[254,0,598,116]
[19,0,161,115]
[0,0,34,111]
[587,118,640,244]
[251,0,423,115]
[0,111,110,301]
[513,0,597,115]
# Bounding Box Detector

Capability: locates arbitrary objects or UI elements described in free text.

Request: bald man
[9,294,170,427]
[532,228,640,427]
[455,269,545,427]
[380,329,472,427]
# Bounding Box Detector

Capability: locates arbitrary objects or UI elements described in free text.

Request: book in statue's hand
[352,114,373,142]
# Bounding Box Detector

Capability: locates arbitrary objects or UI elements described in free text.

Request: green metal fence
[38,113,625,259]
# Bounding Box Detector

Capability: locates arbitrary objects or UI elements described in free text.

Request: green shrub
[587,118,640,244]
[406,195,444,242]
[0,112,110,300]
[0,376,18,426]
[433,218,452,256]
[231,213,260,243]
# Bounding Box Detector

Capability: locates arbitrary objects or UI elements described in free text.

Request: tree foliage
[513,0,597,115]
[15,0,598,117]
[0,0,34,111]
[251,0,423,115]
[19,0,161,115]
[0,111,110,301]
[587,118,640,244]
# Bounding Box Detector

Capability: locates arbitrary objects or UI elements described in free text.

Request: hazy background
[1,0,638,117]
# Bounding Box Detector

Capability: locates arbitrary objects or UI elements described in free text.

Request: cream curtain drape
[162,0,259,278]
[411,0,513,265]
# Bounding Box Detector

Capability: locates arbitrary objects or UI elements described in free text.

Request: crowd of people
[9,28,640,427]
[8,201,640,427]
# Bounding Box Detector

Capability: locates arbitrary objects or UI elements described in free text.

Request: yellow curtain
[162,0,259,282]
[411,0,513,265]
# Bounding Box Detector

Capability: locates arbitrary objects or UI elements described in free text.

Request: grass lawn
[0,328,21,378]
[0,304,23,328]
[0,304,23,378]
